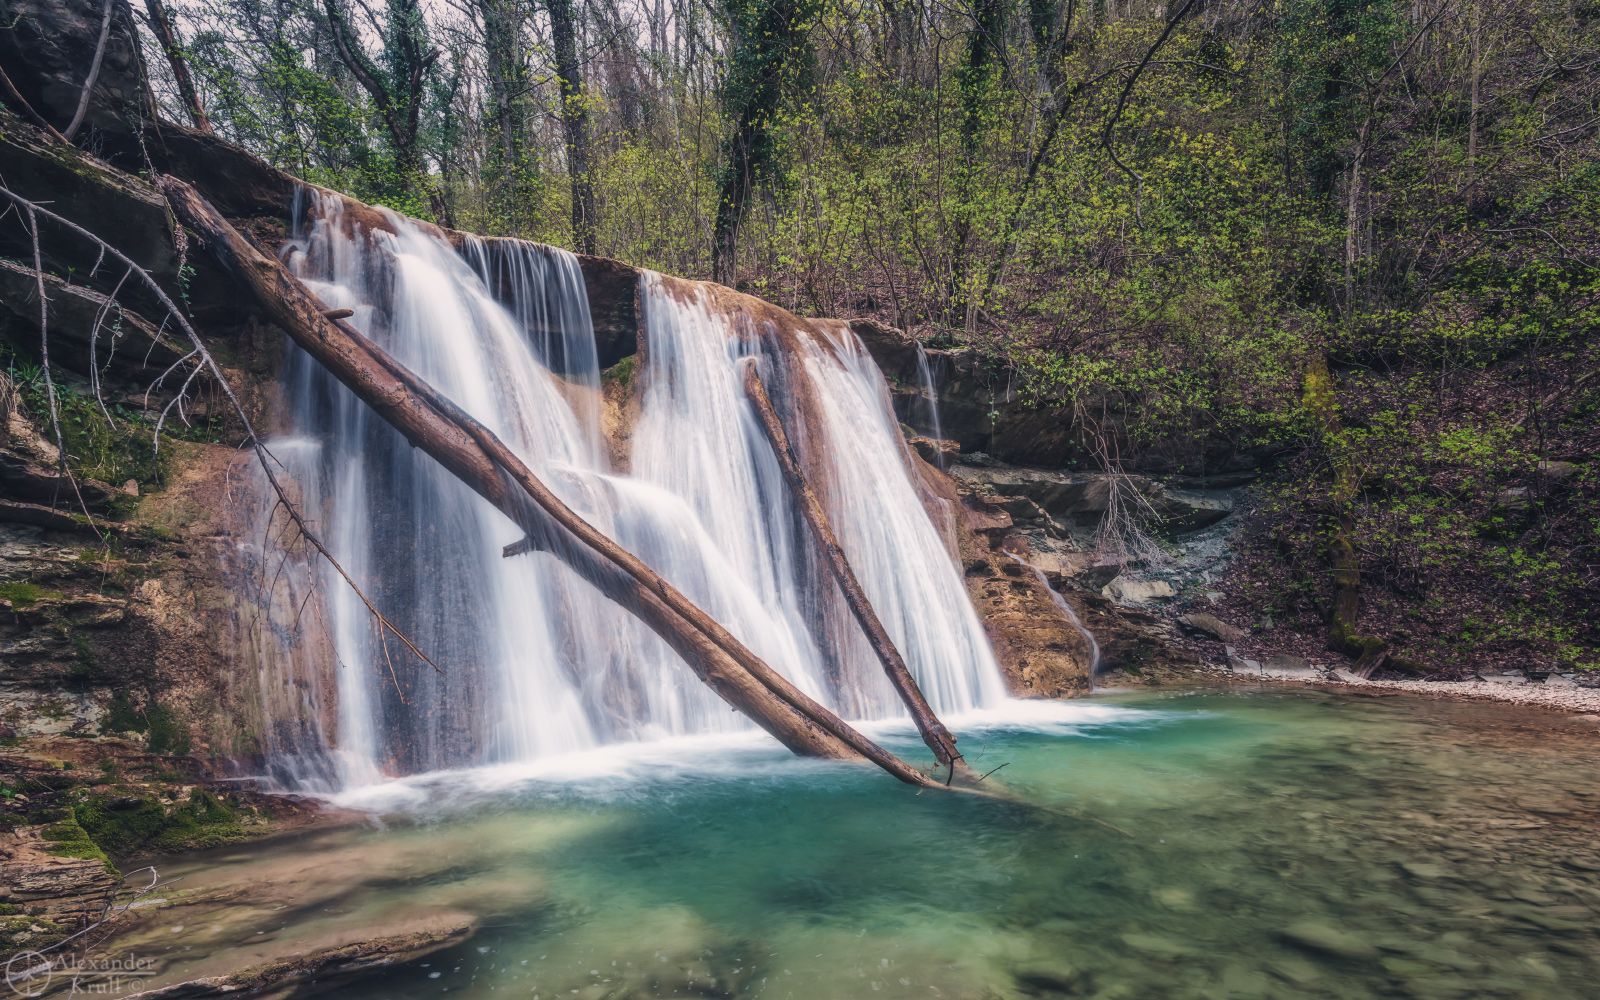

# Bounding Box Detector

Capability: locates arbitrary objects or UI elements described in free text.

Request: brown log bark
[156,174,934,787]
[741,360,967,778]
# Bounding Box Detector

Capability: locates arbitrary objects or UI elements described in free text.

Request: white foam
[317,698,1169,814]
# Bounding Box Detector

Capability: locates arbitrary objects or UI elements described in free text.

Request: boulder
[1102,577,1176,605]
[1178,612,1245,643]
[1536,460,1580,483]
[1225,645,1262,673]
[1261,654,1317,678]
[0,0,155,144]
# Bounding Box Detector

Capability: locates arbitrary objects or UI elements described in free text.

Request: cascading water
[913,341,948,466]
[1006,552,1102,684]
[256,195,1005,790]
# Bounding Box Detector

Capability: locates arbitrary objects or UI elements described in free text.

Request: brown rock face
[0,0,154,142]
[907,453,1094,697]
[0,831,119,948]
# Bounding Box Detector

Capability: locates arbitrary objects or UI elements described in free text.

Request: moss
[74,788,247,857]
[0,582,63,609]
[145,703,190,756]
[101,692,147,736]
[40,813,114,870]
[602,354,637,385]
[1326,620,1387,660]
[0,913,68,952]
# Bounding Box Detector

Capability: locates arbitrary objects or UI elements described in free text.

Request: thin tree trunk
[144,0,211,132]
[157,175,934,787]
[546,0,598,254]
[1467,1,1481,169]
[1343,141,1364,316]
[63,0,114,142]
[742,361,966,777]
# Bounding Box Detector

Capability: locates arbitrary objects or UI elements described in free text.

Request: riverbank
[1120,659,1600,716]
[1319,672,1600,715]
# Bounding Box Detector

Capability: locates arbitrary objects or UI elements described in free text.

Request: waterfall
[255,195,1004,790]
[1006,552,1102,684]
[913,342,947,466]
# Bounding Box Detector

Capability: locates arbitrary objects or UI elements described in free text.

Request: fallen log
[156,174,934,788]
[741,360,966,777]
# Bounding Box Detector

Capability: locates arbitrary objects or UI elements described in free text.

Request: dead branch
[0,181,440,692]
[157,174,935,786]
[63,0,115,142]
[740,359,965,779]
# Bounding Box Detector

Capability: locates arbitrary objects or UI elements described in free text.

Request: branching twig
[0,183,440,692]
[1100,0,1202,219]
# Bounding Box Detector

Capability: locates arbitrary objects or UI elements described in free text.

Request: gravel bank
[1322,672,1600,714]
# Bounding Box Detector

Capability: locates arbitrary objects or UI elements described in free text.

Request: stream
[101,689,1600,998]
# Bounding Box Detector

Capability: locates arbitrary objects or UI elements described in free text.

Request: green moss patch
[98,696,191,755]
[74,788,248,856]
[602,355,638,386]
[40,813,113,869]
[0,582,63,609]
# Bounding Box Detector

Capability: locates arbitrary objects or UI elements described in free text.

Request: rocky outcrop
[850,319,1081,467]
[0,0,155,143]
[850,317,1278,474]
[122,915,477,999]
[906,451,1204,695]
[947,462,1237,538]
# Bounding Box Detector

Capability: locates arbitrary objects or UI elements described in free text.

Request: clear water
[110,690,1600,998]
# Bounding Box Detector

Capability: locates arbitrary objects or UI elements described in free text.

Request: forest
[2,2,1599,996]
[120,0,1598,674]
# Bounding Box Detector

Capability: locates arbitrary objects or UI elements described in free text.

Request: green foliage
[602,355,638,386]
[96,693,191,755]
[168,0,1600,673]
[144,703,191,757]
[101,693,147,736]
[5,355,224,493]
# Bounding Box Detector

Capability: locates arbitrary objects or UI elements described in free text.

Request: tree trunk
[741,361,966,777]
[711,0,816,285]
[1467,1,1481,169]
[157,175,934,787]
[143,0,211,132]
[1305,353,1383,665]
[479,0,526,167]
[546,0,598,255]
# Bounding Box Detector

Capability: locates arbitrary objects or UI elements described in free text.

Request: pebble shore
[1324,672,1600,714]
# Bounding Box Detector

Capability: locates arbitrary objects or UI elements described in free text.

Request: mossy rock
[74,788,247,857]
[0,913,68,952]
[40,813,113,870]
[145,703,191,756]
[101,692,147,736]
[0,582,65,609]
[602,355,637,385]
[97,696,191,755]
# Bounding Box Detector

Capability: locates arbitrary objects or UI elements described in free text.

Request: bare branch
[0,182,441,689]
[63,0,115,142]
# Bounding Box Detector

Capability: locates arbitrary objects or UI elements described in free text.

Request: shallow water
[106,690,1600,998]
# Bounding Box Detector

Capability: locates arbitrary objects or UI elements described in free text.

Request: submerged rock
[1261,655,1317,678]
[1278,921,1378,960]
